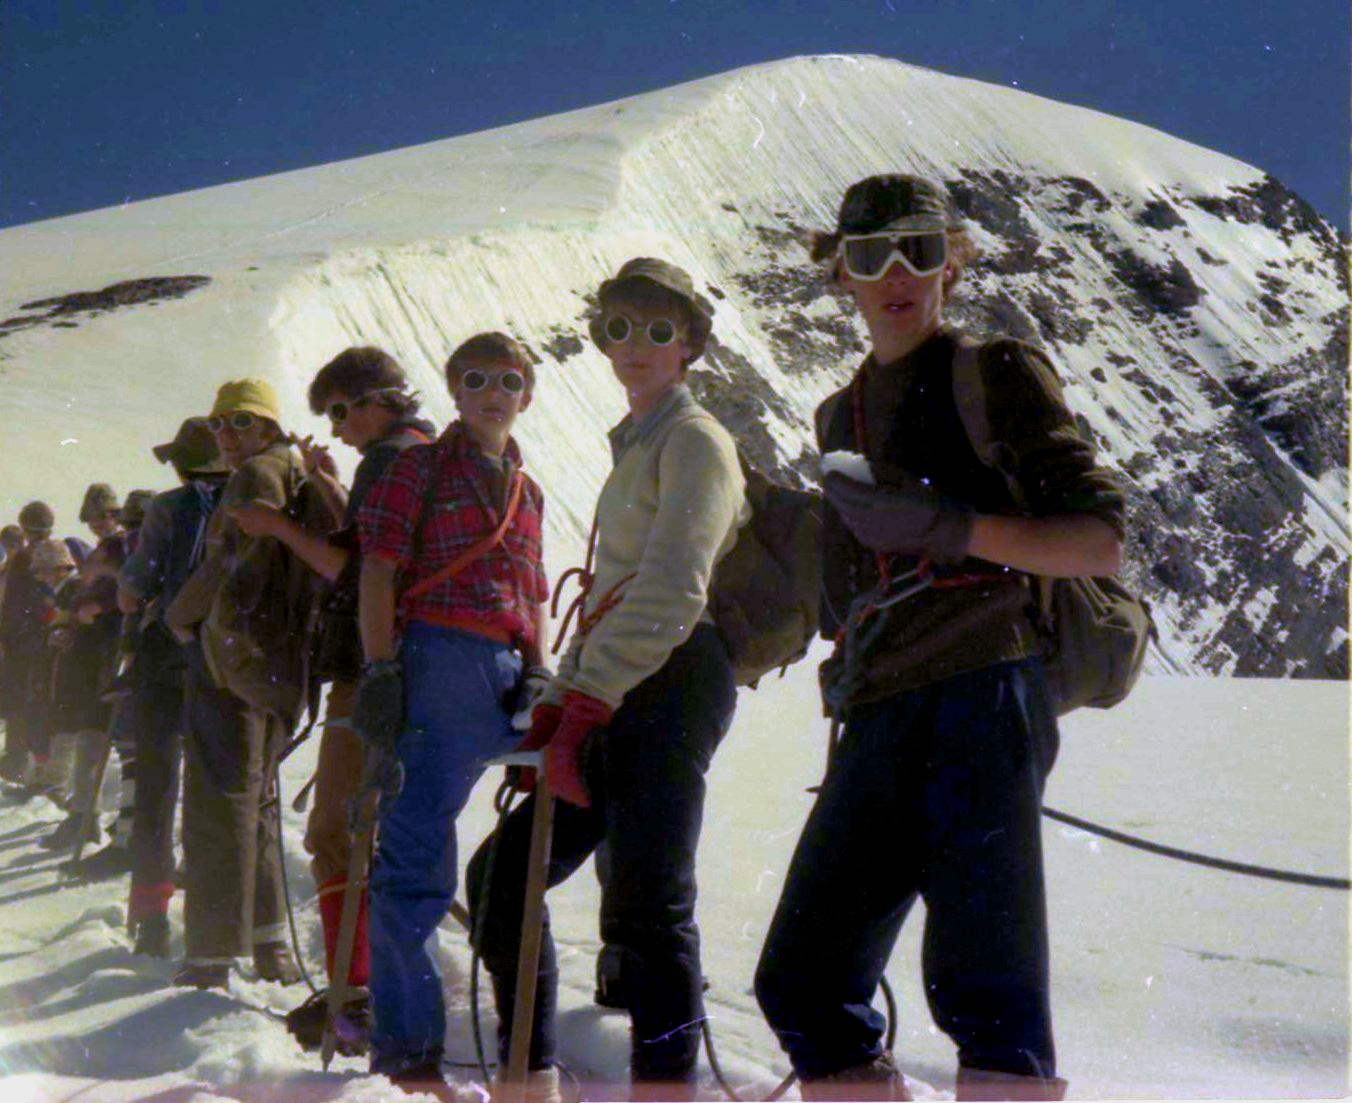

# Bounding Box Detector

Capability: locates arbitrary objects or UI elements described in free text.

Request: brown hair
[308,346,419,416]
[811,225,979,294]
[595,281,711,369]
[444,332,536,392]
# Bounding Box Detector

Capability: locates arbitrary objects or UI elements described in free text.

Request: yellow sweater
[548,386,749,710]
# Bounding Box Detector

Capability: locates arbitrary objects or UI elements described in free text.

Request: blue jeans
[755,658,1061,1081]
[368,622,523,1073]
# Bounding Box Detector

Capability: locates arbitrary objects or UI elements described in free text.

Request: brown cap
[153,418,227,474]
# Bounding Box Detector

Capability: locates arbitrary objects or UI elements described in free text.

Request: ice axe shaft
[476,748,554,1102]
[319,756,380,1071]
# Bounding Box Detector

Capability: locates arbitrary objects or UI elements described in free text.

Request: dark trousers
[1,652,42,761]
[182,642,288,961]
[126,656,185,919]
[467,624,737,1086]
[755,658,1060,1082]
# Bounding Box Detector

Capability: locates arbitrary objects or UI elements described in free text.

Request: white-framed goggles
[602,314,681,347]
[837,231,948,281]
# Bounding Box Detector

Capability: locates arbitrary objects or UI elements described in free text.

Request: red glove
[508,704,562,792]
[545,692,613,808]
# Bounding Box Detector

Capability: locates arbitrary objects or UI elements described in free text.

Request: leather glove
[823,467,974,564]
[545,692,613,809]
[352,660,403,751]
[507,703,562,792]
[509,665,553,732]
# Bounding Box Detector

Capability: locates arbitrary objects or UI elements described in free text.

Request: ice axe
[485,749,555,1103]
[319,743,382,1070]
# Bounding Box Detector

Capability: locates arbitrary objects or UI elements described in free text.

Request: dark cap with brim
[836,174,951,235]
[596,258,714,319]
[153,417,228,474]
[590,257,715,363]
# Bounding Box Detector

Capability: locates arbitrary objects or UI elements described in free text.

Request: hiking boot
[491,1064,562,1103]
[62,841,131,880]
[384,1055,454,1100]
[956,1067,1069,1101]
[132,913,171,959]
[253,939,302,985]
[800,1051,912,1101]
[171,962,230,990]
[40,812,95,851]
[284,986,370,1053]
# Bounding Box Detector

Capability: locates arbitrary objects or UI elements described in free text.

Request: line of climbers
[0,174,1142,1103]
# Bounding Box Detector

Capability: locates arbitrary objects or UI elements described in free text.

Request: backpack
[951,335,1154,715]
[202,454,345,722]
[707,453,823,687]
[551,440,822,691]
[310,425,434,683]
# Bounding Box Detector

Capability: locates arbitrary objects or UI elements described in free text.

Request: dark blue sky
[2,0,1347,232]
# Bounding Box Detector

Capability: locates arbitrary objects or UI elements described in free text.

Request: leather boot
[800,1051,912,1101]
[253,939,302,985]
[956,1066,1069,1101]
[171,961,230,990]
[132,913,171,958]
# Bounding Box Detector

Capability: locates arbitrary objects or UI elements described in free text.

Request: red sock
[129,881,174,922]
[317,874,369,988]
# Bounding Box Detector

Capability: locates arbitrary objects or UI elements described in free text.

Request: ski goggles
[325,387,405,424]
[837,231,948,281]
[206,411,259,433]
[460,368,527,395]
[601,315,680,347]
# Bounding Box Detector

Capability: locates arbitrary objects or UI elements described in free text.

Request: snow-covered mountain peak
[0,52,1345,677]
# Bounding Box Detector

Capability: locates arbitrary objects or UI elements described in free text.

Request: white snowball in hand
[820,451,876,486]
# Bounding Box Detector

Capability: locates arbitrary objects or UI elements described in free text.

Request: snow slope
[0,670,1346,1101]
[0,54,1345,677]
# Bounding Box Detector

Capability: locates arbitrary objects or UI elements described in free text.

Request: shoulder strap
[950,335,1029,512]
[951,337,1055,614]
[400,470,526,605]
[951,336,1001,474]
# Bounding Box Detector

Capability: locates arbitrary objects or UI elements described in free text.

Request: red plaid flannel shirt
[358,423,548,647]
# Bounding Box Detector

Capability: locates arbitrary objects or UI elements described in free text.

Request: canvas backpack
[950,335,1154,715]
[707,452,823,687]
[202,453,345,723]
[553,442,822,690]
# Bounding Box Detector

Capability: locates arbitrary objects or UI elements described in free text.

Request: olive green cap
[590,257,715,364]
[119,489,157,528]
[18,501,54,533]
[79,483,121,524]
[836,174,950,234]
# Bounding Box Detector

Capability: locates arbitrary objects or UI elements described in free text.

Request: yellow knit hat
[210,378,281,423]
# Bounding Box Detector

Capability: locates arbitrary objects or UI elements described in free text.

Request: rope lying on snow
[1043,806,1350,891]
